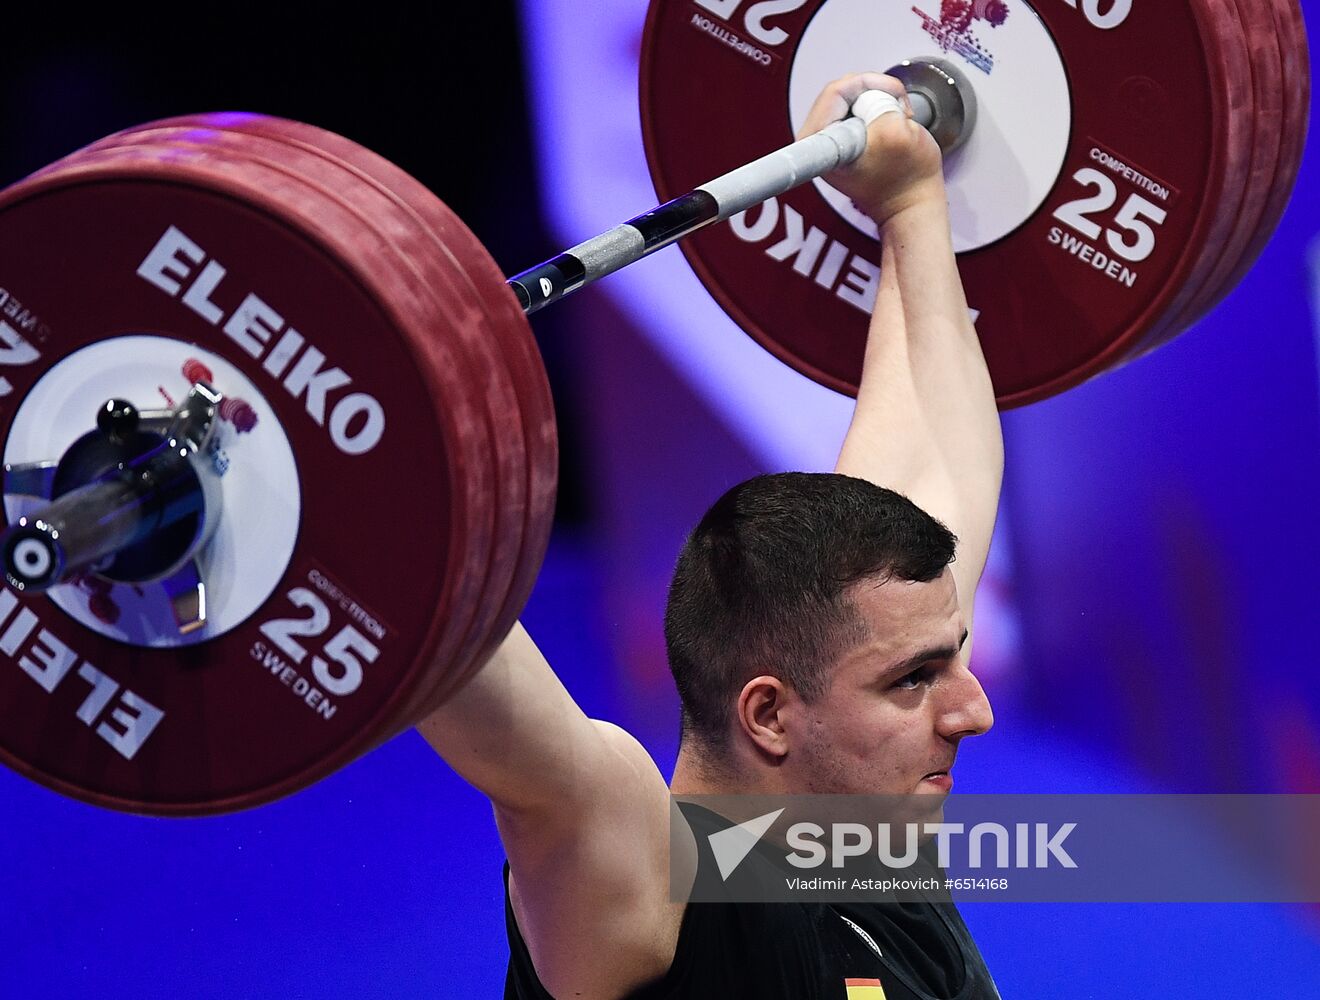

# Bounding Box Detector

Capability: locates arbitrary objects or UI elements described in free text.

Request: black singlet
[504,804,1002,1000]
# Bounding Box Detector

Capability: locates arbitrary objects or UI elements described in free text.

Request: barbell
[0,0,1307,814]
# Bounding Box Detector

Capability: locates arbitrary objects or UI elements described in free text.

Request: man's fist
[798,72,945,226]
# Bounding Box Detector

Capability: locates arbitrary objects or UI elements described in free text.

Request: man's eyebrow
[880,628,970,679]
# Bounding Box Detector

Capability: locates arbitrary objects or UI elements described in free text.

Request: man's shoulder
[498,719,685,999]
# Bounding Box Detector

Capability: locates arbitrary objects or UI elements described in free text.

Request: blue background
[1,2,1318,997]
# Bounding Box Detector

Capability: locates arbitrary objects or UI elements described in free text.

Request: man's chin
[868,790,947,832]
[917,799,946,827]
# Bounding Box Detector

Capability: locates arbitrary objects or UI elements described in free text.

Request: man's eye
[894,667,930,690]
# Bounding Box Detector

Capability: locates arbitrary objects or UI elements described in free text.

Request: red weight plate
[217,119,559,693]
[330,155,559,695]
[1151,0,1280,340]
[1206,0,1309,310]
[86,119,525,733]
[641,0,1243,406]
[236,126,528,724]
[0,140,491,814]
[60,133,500,775]
[80,131,506,776]
[189,116,553,709]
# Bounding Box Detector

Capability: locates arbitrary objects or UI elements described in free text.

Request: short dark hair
[664,472,956,753]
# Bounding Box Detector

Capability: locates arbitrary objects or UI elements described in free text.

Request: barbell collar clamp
[0,382,224,595]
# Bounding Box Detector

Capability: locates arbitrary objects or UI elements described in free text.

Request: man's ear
[736,676,793,759]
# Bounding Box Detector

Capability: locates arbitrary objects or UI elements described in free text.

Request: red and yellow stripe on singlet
[844,978,887,999]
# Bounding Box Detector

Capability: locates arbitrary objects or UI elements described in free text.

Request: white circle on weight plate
[3,335,301,647]
[788,0,1072,252]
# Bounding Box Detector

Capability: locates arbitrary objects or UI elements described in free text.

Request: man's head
[664,472,992,794]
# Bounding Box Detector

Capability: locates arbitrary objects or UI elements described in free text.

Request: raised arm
[415,74,999,1000]
[417,624,684,998]
[808,74,1004,629]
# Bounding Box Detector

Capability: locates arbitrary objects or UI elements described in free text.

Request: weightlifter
[419,71,1003,999]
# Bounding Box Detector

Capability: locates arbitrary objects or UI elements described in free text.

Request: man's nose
[938,665,994,740]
